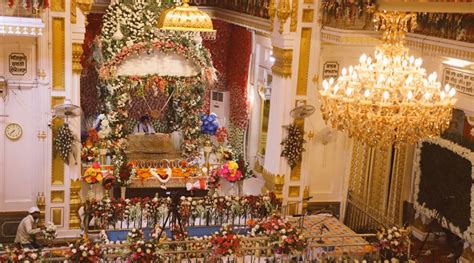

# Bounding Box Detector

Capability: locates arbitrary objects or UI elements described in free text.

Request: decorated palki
[95,0,217,194]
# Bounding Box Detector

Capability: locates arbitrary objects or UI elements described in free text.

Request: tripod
[157,193,186,240]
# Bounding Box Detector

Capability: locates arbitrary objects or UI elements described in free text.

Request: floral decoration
[97,0,216,185]
[7,0,49,10]
[43,221,57,241]
[128,240,159,262]
[54,123,76,165]
[215,127,228,144]
[376,226,409,260]
[82,162,104,184]
[413,137,474,243]
[250,214,307,255]
[3,247,41,262]
[85,194,278,229]
[210,224,241,257]
[81,144,99,163]
[134,168,153,182]
[102,174,116,190]
[116,162,135,186]
[65,240,103,263]
[200,113,219,135]
[216,160,242,183]
[281,124,306,168]
[127,228,144,244]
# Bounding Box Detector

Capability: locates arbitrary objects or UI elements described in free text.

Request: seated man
[15,207,43,249]
[134,115,155,134]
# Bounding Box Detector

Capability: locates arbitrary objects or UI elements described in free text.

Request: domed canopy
[157,0,215,33]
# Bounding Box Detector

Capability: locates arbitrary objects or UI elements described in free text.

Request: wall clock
[5,123,23,140]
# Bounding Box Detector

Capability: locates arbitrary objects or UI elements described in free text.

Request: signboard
[443,67,474,97]
[322,61,339,80]
[9,53,27,76]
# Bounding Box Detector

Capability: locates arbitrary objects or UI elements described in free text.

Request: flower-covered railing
[189,0,270,19]
[0,220,398,262]
[86,194,279,231]
[0,0,48,18]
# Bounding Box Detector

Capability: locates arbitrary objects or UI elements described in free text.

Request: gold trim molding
[276,0,291,33]
[288,186,300,197]
[271,46,293,78]
[72,43,83,73]
[302,9,314,23]
[51,190,65,203]
[321,27,474,62]
[296,28,312,95]
[290,0,298,32]
[71,0,77,24]
[52,17,65,91]
[51,207,63,227]
[203,7,271,33]
[69,179,82,229]
[51,0,65,12]
[51,96,65,186]
[269,0,276,32]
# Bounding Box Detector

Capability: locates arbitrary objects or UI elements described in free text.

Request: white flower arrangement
[43,221,57,241]
[413,137,474,243]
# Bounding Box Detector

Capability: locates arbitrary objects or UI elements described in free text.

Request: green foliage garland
[55,124,76,165]
[281,124,306,168]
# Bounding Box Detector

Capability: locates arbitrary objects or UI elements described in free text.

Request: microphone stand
[281,196,313,229]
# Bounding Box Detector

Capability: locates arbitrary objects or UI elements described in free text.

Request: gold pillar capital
[77,0,93,16]
[72,43,83,74]
[271,46,293,78]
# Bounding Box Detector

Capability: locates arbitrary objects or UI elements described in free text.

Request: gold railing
[1,234,380,262]
[344,198,395,233]
[189,0,270,19]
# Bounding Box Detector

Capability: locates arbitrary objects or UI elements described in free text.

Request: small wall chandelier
[319,11,457,146]
[157,0,216,40]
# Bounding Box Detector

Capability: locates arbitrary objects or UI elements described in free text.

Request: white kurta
[14,215,41,244]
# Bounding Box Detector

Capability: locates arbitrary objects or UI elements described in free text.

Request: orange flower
[135,168,152,181]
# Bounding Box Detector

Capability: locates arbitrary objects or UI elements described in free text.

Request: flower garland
[3,247,41,262]
[97,0,216,186]
[376,226,409,260]
[210,224,241,257]
[65,240,103,263]
[249,214,307,255]
[85,194,278,227]
[413,137,474,243]
[54,123,76,165]
[281,124,306,169]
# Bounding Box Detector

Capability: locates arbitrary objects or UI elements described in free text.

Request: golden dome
[157,0,215,33]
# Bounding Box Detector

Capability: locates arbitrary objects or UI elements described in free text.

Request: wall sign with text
[443,67,474,97]
[322,61,340,81]
[9,53,28,76]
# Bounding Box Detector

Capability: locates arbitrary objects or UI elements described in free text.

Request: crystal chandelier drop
[319,11,457,146]
[157,0,216,40]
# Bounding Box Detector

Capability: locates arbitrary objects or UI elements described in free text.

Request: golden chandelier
[157,0,216,39]
[319,11,457,146]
